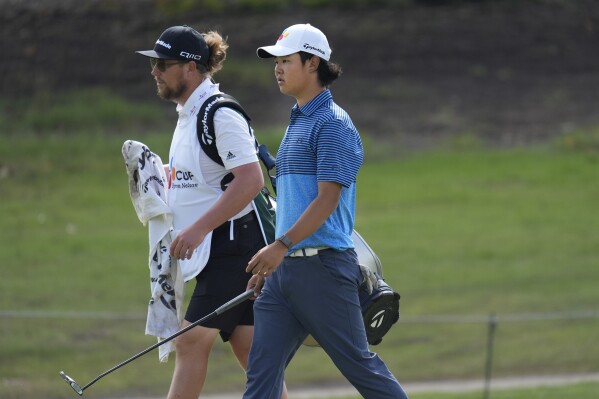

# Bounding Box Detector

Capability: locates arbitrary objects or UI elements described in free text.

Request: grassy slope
[0,133,598,398]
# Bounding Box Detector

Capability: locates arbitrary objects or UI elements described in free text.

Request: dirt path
[105,372,599,398]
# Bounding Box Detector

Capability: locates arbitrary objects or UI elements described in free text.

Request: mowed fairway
[0,133,598,398]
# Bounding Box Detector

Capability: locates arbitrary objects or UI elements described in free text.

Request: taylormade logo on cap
[156,40,172,49]
[303,43,326,56]
[257,23,332,61]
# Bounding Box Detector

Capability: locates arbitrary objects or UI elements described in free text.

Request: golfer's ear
[308,56,320,72]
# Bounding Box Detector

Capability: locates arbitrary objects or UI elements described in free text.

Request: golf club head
[59,371,84,396]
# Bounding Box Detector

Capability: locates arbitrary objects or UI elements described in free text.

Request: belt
[287,246,329,257]
[214,211,256,235]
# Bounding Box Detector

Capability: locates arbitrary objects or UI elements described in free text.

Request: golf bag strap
[197,94,252,191]
[197,94,252,168]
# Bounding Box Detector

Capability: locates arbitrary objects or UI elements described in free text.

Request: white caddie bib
[167,84,223,282]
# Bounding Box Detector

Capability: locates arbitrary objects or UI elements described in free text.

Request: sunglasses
[150,59,186,72]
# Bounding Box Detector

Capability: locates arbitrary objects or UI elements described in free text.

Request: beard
[156,79,187,102]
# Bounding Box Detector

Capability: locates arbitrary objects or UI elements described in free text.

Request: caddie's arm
[170,161,264,260]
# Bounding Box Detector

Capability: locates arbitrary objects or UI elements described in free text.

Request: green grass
[1,131,598,398]
[0,88,169,134]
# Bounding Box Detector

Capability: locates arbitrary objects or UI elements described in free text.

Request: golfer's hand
[247,274,265,298]
[170,224,207,260]
[246,241,287,277]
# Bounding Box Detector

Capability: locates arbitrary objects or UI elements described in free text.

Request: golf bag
[353,230,401,346]
[197,94,400,346]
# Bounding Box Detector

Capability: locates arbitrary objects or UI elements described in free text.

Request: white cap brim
[256,45,299,58]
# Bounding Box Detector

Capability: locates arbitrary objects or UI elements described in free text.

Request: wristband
[276,234,293,249]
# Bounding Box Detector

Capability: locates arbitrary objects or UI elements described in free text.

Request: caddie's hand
[170,224,207,260]
[246,241,287,277]
[246,274,265,298]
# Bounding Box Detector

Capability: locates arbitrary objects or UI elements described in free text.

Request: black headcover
[359,275,400,345]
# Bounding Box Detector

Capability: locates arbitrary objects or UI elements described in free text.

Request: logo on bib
[169,164,198,189]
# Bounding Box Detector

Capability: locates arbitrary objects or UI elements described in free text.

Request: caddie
[135,24,287,399]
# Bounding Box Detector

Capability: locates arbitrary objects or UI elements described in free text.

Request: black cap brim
[135,50,179,60]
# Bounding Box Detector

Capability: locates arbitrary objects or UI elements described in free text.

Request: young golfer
[136,25,287,399]
[244,23,409,399]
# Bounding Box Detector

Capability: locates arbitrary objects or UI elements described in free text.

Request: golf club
[59,288,256,396]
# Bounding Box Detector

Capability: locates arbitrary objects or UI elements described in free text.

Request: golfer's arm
[281,181,342,247]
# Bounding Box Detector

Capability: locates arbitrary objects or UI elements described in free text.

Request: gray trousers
[243,248,408,399]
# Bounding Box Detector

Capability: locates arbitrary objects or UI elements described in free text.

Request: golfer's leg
[319,330,408,399]
[288,251,408,399]
[166,323,219,399]
[243,271,305,399]
[229,325,289,399]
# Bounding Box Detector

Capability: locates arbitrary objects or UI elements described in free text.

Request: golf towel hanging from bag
[122,140,184,362]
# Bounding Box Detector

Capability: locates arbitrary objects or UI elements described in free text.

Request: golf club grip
[161,289,255,343]
[154,288,255,344]
[214,289,256,315]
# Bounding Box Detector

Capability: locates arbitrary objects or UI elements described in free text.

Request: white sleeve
[213,107,259,170]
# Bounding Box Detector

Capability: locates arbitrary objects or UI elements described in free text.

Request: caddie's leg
[166,324,219,399]
[287,249,409,399]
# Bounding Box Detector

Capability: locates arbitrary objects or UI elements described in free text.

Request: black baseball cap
[136,25,209,66]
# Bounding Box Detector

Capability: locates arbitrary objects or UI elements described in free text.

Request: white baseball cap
[257,23,332,61]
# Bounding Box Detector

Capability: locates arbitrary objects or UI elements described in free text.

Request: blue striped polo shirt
[275,89,364,251]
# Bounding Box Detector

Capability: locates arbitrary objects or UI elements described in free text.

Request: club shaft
[79,289,255,391]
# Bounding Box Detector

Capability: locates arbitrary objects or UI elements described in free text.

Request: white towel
[122,140,183,362]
